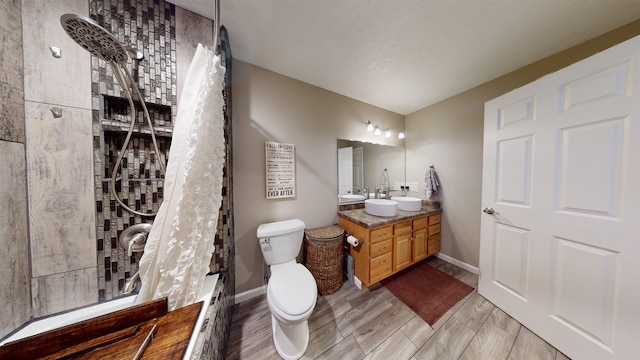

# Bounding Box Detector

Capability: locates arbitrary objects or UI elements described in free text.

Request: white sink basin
[365,199,398,217]
[340,194,366,202]
[390,196,423,212]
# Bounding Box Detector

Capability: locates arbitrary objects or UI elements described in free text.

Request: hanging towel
[135,44,226,311]
[424,166,440,200]
[380,169,389,195]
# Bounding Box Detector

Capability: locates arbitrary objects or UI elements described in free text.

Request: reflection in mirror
[337,139,405,203]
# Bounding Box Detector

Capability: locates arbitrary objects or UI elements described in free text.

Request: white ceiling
[169,0,640,115]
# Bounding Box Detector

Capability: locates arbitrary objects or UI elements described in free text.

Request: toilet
[257,219,318,360]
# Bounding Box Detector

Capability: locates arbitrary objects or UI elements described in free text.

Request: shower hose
[110,62,166,217]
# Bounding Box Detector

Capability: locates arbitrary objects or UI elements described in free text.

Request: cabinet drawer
[428,213,441,225]
[370,225,392,243]
[370,252,393,283]
[428,223,441,236]
[393,221,412,235]
[370,238,392,257]
[412,216,428,230]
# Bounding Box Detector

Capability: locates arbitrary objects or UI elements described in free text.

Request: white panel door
[480,36,640,360]
[338,147,353,195]
[353,146,364,192]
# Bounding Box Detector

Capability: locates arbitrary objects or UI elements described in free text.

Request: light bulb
[374,126,381,135]
[385,130,391,138]
[398,132,405,139]
[367,121,374,131]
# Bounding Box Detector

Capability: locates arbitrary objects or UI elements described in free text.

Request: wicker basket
[304,225,345,295]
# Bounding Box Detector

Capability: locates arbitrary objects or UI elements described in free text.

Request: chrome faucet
[375,187,381,199]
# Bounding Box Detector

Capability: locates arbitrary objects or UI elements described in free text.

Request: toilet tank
[257,219,306,266]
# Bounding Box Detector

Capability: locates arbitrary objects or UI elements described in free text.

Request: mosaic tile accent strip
[192,26,235,360]
[191,273,235,360]
[90,0,176,302]
[210,36,234,275]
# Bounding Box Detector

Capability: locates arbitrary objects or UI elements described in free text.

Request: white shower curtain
[135,44,226,310]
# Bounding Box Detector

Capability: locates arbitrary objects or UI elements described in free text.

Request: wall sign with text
[265,142,296,199]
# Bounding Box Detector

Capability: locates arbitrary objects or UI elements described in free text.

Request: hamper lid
[304,225,344,239]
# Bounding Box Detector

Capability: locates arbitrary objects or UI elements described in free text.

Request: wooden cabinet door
[427,234,440,256]
[412,228,427,262]
[393,233,412,272]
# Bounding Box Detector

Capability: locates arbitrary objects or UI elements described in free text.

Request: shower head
[60,13,129,64]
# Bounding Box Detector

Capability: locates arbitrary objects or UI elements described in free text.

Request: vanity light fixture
[363,120,374,132]
[363,120,403,139]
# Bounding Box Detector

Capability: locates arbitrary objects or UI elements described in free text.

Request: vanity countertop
[338,203,441,228]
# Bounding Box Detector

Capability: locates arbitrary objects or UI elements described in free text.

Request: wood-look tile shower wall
[0,0,30,338]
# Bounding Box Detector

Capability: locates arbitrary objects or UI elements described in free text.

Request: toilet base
[271,315,310,360]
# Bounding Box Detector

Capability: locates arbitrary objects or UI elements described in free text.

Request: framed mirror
[337,139,405,203]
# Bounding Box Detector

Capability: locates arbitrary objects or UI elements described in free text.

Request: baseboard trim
[435,253,479,274]
[353,275,362,289]
[235,255,478,303]
[234,285,266,304]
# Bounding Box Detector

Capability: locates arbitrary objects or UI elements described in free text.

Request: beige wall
[232,60,404,293]
[232,19,640,295]
[405,19,640,268]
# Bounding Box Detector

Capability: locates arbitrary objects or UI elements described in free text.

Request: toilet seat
[268,263,316,316]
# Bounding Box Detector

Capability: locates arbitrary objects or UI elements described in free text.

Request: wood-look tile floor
[226,257,571,360]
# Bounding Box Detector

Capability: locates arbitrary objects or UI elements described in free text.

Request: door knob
[483,207,498,215]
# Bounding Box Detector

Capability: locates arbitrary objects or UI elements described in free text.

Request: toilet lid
[268,264,317,316]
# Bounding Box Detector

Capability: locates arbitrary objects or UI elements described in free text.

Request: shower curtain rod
[212,0,220,53]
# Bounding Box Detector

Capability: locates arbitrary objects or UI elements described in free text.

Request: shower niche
[101,95,173,136]
[99,95,172,217]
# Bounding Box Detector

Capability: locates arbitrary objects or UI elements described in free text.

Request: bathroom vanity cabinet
[338,206,441,288]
